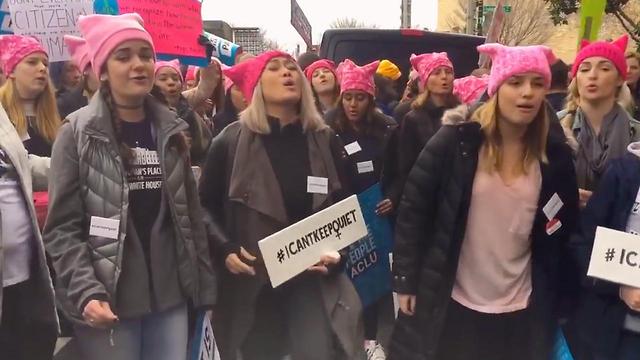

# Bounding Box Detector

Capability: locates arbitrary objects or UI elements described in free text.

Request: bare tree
[329,17,378,29]
[445,0,554,45]
[498,0,554,45]
[260,30,283,51]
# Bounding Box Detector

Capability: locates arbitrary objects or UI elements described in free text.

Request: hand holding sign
[620,286,640,311]
[225,247,257,276]
[307,251,341,275]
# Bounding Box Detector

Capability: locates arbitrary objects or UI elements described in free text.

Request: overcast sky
[201,0,438,52]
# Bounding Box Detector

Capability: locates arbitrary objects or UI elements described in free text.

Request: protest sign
[579,0,606,42]
[7,0,93,62]
[478,0,506,68]
[259,195,368,288]
[190,311,220,360]
[1,0,12,34]
[345,183,393,307]
[201,31,241,66]
[587,227,640,288]
[117,0,207,66]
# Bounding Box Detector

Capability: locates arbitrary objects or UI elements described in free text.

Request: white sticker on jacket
[89,217,120,240]
[357,161,375,174]
[543,193,563,221]
[344,141,362,156]
[307,176,329,194]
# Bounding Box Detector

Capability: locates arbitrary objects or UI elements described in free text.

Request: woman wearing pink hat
[0,35,61,157]
[200,50,364,360]
[43,13,216,360]
[324,58,397,359]
[559,35,639,209]
[304,59,340,114]
[392,52,459,208]
[153,59,216,165]
[57,35,100,119]
[389,44,579,360]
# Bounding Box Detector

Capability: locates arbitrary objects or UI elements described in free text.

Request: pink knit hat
[410,52,454,87]
[477,43,556,96]
[453,75,489,104]
[223,50,294,102]
[571,34,628,79]
[335,59,380,96]
[154,59,183,82]
[185,66,198,83]
[63,36,91,72]
[0,35,47,75]
[304,59,336,82]
[77,13,155,78]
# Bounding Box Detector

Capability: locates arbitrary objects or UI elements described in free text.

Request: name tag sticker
[307,176,328,194]
[543,193,563,221]
[89,216,120,240]
[357,161,375,174]
[344,141,362,155]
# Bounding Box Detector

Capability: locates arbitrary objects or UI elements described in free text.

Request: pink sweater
[451,161,541,313]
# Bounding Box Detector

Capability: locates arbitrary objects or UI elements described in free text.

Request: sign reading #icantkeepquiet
[259,195,368,288]
[588,226,640,288]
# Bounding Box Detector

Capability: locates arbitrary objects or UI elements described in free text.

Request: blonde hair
[473,95,549,174]
[239,67,327,134]
[0,78,60,143]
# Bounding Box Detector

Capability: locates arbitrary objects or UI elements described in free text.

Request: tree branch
[612,9,640,43]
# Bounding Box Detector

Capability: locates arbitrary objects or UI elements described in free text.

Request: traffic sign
[291,0,312,48]
[483,4,512,14]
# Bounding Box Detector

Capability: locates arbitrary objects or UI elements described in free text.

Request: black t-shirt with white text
[121,118,162,269]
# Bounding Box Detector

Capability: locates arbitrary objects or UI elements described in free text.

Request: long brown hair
[411,87,459,111]
[473,95,549,174]
[0,78,60,142]
[333,93,387,140]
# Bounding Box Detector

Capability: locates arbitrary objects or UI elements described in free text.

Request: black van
[319,29,485,82]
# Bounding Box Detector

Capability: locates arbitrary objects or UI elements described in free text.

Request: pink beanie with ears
[304,59,337,82]
[223,50,294,103]
[335,59,380,96]
[64,36,91,72]
[453,75,490,104]
[154,59,183,82]
[77,13,155,78]
[410,52,454,87]
[477,43,556,96]
[571,34,628,79]
[0,35,47,75]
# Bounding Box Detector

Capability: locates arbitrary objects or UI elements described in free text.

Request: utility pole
[401,0,411,28]
[466,0,475,34]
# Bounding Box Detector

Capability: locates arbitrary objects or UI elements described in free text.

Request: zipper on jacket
[109,328,115,346]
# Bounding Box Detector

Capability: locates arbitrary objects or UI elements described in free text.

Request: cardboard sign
[345,184,393,307]
[1,0,12,35]
[189,311,220,360]
[8,0,94,62]
[201,31,241,67]
[259,195,368,288]
[587,227,640,288]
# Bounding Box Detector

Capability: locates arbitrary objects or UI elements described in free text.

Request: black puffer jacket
[389,105,580,360]
[391,99,458,207]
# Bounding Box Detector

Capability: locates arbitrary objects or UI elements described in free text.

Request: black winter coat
[324,109,398,196]
[389,105,580,360]
[567,152,640,359]
[391,99,457,207]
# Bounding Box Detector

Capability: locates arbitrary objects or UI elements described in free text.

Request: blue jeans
[74,304,188,360]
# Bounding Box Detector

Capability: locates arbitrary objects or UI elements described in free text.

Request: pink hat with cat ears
[477,43,557,96]
[335,59,380,96]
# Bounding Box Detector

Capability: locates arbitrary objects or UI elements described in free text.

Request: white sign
[259,195,368,288]
[588,226,640,288]
[89,216,120,240]
[191,311,220,360]
[8,0,94,62]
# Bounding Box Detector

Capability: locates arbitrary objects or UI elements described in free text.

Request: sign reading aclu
[8,0,93,62]
[259,195,368,288]
[588,227,640,288]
